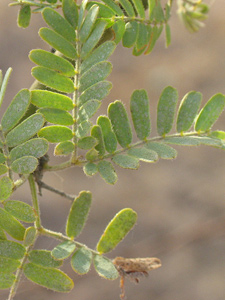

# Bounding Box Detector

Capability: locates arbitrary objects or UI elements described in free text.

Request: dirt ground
[0,1,225,300]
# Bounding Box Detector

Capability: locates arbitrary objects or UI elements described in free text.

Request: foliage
[0,0,224,299]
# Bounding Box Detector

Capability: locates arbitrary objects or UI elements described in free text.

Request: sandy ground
[0,1,225,300]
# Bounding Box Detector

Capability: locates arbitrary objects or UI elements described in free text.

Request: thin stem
[28,174,41,229]
[37,180,76,201]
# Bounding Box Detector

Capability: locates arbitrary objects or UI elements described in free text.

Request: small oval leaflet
[0,273,16,289]
[54,141,74,156]
[38,125,73,143]
[29,250,63,268]
[4,200,36,223]
[0,256,21,273]
[0,240,26,260]
[97,208,137,253]
[0,208,25,241]
[71,247,92,275]
[62,0,79,28]
[93,254,119,280]
[38,108,74,126]
[23,263,74,292]
[52,241,76,260]
[112,154,139,169]
[127,147,158,162]
[23,227,36,247]
[0,176,13,202]
[98,161,118,185]
[97,116,117,153]
[11,156,38,174]
[66,191,92,239]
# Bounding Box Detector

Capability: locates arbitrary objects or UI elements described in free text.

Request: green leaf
[83,162,98,176]
[195,94,225,132]
[76,120,92,138]
[0,256,20,273]
[51,241,76,260]
[32,67,74,93]
[54,141,74,156]
[112,19,126,44]
[164,136,201,146]
[101,0,124,16]
[79,5,99,43]
[0,153,6,164]
[0,208,25,241]
[145,142,177,159]
[78,100,101,122]
[62,0,79,28]
[0,68,12,109]
[93,254,118,280]
[80,61,112,93]
[29,250,63,268]
[165,23,171,47]
[127,147,158,162]
[122,21,139,48]
[108,100,132,148]
[0,228,7,240]
[112,154,139,169]
[71,247,92,275]
[38,125,73,143]
[79,81,112,106]
[1,89,31,133]
[98,161,117,185]
[6,113,44,148]
[0,273,15,289]
[0,177,13,202]
[66,191,92,239]
[97,116,117,153]
[135,23,148,52]
[0,240,25,259]
[42,8,76,42]
[77,136,97,150]
[131,0,145,18]
[150,0,164,22]
[130,89,150,140]
[23,263,74,292]
[29,50,75,77]
[0,164,8,175]
[91,125,105,157]
[209,131,225,140]
[157,86,178,136]
[4,200,36,223]
[145,25,163,55]
[80,41,116,74]
[9,138,49,162]
[177,91,202,132]
[38,108,74,125]
[31,90,73,111]
[85,148,99,161]
[81,20,107,59]
[119,0,135,17]
[78,0,89,29]
[97,208,137,253]
[11,156,38,174]
[23,226,36,247]
[87,1,115,18]
[17,4,31,28]
[39,27,77,59]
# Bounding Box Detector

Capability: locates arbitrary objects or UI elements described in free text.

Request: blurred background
[0,1,225,300]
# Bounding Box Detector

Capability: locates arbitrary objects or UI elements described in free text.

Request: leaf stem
[37,180,76,201]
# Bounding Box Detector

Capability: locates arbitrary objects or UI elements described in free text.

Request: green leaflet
[80,41,116,74]
[165,23,171,48]
[62,0,79,28]
[11,156,38,174]
[29,50,75,77]
[164,136,201,146]
[97,116,117,153]
[157,86,178,136]
[32,67,75,93]
[79,81,112,106]
[0,208,25,241]
[23,263,74,292]
[122,21,139,48]
[54,141,74,156]
[42,8,76,43]
[145,142,177,159]
[93,255,118,280]
[29,250,63,268]
[0,228,7,240]
[71,247,92,275]
[66,191,92,239]
[23,227,36,247]
[0,256,21,273]
[119,0,135,17]
[130,89,150,140]
[85,148,99,161]
[10,138,49,162]
[4,200,36,223]
[38,125,73,143]
[0,153,6,164]
[0,68,12,108]
[83,162,98,176]
[108,100,132,148]
[0,176,13,202]
[39,27,77,59]
[17,4,31,28]
[0,240,25,259]
[0,164,8,175]
[38,108,74,125]
[0,273,15,289]
[87,2,115,18]
[79,5,99,43]
[135,23,148,52]
[145,25,163,55]
[78,0,89,29]
[195,94,225,131]
[78,100,101,122]
[52,241,76,260]
[31,90,73,111]
[112,154,139,169]
[91,125,105,157]
[209,131,225,140]
[1,89,31,133]
[77,136,97,150]
[112,19,126,44]
[128,147,158,162]
[6,113,44,148]
[80,61,112,93]
[101,0,124,16]
[177,91,202,132]
[97,208,137,253]
[76,120,92,138]
[131,0,145,18]
[98,161,117,185]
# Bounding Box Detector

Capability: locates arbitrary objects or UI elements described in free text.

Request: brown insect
[113,257,161,300]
